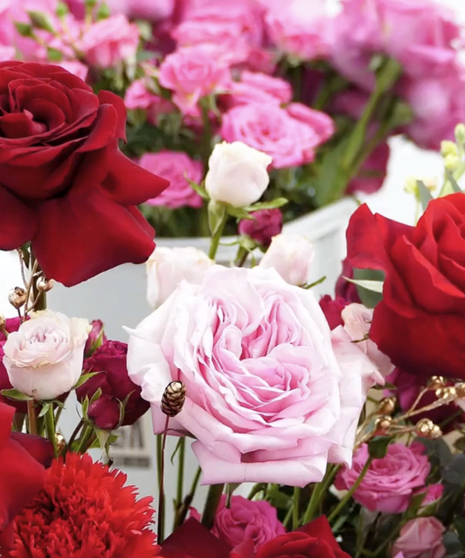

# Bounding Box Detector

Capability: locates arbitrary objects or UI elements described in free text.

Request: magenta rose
[77,340,149,426]
[392,517,446,558]
[212,495,285,552]
[127,266,381,486]
[238,209,282,247]
[159,46,230,114]
[139,151,203,209]
[84,319,107,358]
[319,296,346,330]
[221,103,333,168]
[336,443,430,513]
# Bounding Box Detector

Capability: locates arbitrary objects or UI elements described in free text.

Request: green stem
[292,487,301,530]
[75,424,94,454]
[65,419,84,455]
[173,466,202,530]
[45,404,57,456]
[156,433,166,543]
[176,438,186,508]
[328,458,373,524]
[235,246,249,268]
[201,484,224,529]
[27,400,37,436]
[248,483,267,500]
[302,464,340,524]
[208,215,227,260]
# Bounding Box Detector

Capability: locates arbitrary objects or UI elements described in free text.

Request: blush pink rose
[392,517,446,558]
[335,443,430,513]
[159,46,230,115]
[79,14,140,68]
[212,495,285,551]
[127,266,382,486]
[221,103,333,168]
[67,0,175,21]
[221,72,292,109]
[139,151,203,209]
[124,79,175,124]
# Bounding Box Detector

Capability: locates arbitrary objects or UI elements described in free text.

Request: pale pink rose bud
[259,234,314,286]
[79,14,140,68]
[146,247,214,308]
[3,311,89,400]
[205,141,272,208]
[392,517,446,558]
[139,151,203,209]
[158,45,230,115]
[212,495,285,551]
[335,443,431,514]
[341,303,393,377]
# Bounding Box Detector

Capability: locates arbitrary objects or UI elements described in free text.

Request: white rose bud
[205,141,272,207]
[147,247,214,308]
[259,234,314,286]
[341,303,393,377]
[3,311,89,400]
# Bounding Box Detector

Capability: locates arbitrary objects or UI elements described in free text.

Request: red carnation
[0,61,168,287]
[1,453,160,558]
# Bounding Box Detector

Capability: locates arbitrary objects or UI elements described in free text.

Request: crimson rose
[347,194,465,380]
[0,61,168,286]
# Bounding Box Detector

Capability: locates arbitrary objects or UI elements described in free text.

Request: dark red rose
[77,340,149,426]
[319,295,346,330]
[0,318,25,412]
[88,394,121,430]
[238,209,283,247]
[347,194,465,380]
[0,402,53,532]
[335,259,361,304]
[255,516,351,558]
[0,61,168,287]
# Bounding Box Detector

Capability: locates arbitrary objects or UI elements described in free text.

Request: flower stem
[176,438,186,509]
[65,419,84,455]
[27,400,37,436]
[328,458,373,524]
[173,466,202,529]
[302,464,340,524]
[75,424,94,454]
[45,404,57,456]
[293,487,301,530]
[157,417,170,544]
[201,484,224,529]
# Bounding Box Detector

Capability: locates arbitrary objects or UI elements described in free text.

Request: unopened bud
[415,418,435,436]
[428,376,446,390]
[430,425,442,439]
[455,382,465,399]
[8,287,27,309]
[36,276,54,293]
[377,397,396,416]
[441,140,458,158]
[455,123,465,144]
[444,154,460,172]
[374,415,392,433]
[435,386,457,400]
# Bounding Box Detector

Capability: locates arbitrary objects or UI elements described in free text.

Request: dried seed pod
[436,386,457,400]
[8,287,27,309]
[0,314,5,332]
[428,376,446,390]
[415,418,435,436]
[430,425,442,439]
[36,276,55,293]
[455,383,465,399]
[377,397,396,416]
[374,415,392,433]
[161,381,186,417]
[55,432,66,453]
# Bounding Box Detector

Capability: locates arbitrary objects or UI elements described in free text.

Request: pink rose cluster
[127,266,383,486]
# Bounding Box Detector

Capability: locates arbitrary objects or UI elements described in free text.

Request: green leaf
[416,437,452,468]
[1,388,33,402]
[244,198,289,212]
[38,403,52,418]
[343,277,384,293]
[227,206,252,221]
[453,436,465,453]
[186,178,209,200]
[368,436,391,459]
[443,455,465,486]
[82,396,90,421]
[55,1,69,17]
[135,20,153,41]
[90,387,103,405]
[97,2,111,20]
[28,11,55,33]
[46,47,63,61]
[170,438,184,465]
[303,276,327,289]
[446,170,462,193]
[455,517,465,548]
[208,200,227,236]
[14,21,34,37]
[353,268,385,308]
[417,180,433,210]
[74,371,102,390]
[85,0,97,8]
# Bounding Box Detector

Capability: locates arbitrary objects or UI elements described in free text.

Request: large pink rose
[159,46,230,114]
[127,266,381,486]
[221,72,292,109]
[221,103,333,168]
[392,517,446,558]
[212,495,285,551]
[335,443,430,513]
[139,151,203,209]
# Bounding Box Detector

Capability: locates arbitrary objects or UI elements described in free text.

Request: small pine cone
[161,381,186,417]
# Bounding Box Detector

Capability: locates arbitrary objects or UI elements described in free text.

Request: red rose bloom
[1,453,160,558]
[255,516,351,558]
[347,194,465,380]
[0,402,53,533]
[0,61,168,287]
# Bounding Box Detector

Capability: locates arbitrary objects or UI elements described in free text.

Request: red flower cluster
[0,61,168,287]
[1,453,160,558]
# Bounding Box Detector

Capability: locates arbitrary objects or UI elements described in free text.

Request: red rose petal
[0,187,38,249]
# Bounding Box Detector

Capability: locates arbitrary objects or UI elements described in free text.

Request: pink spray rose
[319,295,346,331]
[335,443,430,513]
[221,72,292,109]
[212,495,285,551]
[66,0,175,21]
[221,103,333,168]
[159,46,230,115]
[124,79,174,124]
[238,209,283,247]
[79,14,140,68]
[392,517,446,558]
[127,266,382,486]
[139,151,203,209]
